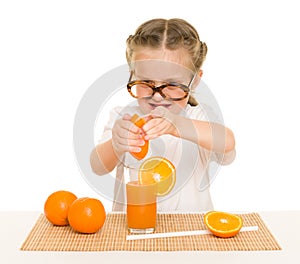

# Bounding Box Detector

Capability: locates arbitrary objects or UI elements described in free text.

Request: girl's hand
[143,106,177,140]
[111,114,145,156]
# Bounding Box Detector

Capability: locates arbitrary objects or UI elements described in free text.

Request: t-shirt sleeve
[97,106,123,144]
[211,149,236,165]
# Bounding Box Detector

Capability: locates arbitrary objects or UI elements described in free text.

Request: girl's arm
[172,116,235,153]
[143,107,235,154]
[90,140,119,176]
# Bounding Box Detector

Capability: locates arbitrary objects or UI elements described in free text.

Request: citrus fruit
[138,156,176,196]
[68,197,106,234]
[204,211,243,238]
[130,114,149,160]
[44,190,77,226]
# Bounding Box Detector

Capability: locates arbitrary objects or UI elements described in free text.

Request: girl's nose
[151,90,164,101]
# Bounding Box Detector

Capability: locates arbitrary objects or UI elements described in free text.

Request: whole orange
[44,190,77,226]
[68,197,106,234]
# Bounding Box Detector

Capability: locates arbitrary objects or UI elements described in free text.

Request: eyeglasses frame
[127,71,197,101]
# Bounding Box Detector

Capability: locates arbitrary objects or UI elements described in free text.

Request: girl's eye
[138,84,152,89]
[166,86,178,91]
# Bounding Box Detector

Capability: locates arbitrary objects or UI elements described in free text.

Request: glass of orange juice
[126,180,157,234]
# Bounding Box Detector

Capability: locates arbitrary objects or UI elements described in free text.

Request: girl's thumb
[150,106,167,117]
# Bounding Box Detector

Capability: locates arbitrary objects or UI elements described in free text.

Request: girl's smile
[138,96,184,114]
[148,102,172,110]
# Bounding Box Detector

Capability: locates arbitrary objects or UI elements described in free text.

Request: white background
[1,0,299,212]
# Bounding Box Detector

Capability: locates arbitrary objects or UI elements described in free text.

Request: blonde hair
[126,18,207,72]
[126,18,207,106]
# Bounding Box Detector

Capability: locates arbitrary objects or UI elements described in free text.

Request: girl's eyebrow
[164,78,185,83]
[135,75,189,83]
[134,75,151,80]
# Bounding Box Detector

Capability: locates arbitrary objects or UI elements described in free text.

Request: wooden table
[1,211,299,263]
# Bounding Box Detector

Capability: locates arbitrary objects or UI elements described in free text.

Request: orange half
[138,156,176,196]
[204,211,243,238]
[130,114,148,160]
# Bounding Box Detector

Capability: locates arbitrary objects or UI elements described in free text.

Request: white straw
[126,226,259,241]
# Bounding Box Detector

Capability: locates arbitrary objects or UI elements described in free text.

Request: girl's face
[131,48,197,114]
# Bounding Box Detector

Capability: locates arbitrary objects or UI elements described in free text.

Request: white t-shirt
[99,103,235,212]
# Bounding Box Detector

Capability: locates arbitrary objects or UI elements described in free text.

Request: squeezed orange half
[130,114,149,160]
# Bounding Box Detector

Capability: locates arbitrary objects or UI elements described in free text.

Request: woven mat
[21,212,281,251]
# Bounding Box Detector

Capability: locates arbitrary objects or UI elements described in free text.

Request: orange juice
[126,181,157,234]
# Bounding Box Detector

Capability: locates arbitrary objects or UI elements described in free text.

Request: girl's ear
[198,70,203,77]
[191,70,203,89]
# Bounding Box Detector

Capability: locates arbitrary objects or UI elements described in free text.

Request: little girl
[90,18,236,211]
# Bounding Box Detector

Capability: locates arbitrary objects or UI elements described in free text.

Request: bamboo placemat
[21,212,281,251]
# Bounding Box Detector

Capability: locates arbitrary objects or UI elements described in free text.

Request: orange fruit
[44,190,77,226]
[130,114,149,160]
[138,156,176,196]
[68,197,106,234]
[204,211,243,238]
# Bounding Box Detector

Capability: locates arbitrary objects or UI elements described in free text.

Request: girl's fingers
[128,146,141,153]
[123,120,142,134]
[142,114,153,123]
[142,118,162,132]
[113,141,141,154]
[131,139,145,146]
[150,106,167,117]
[150,106,175,124]
[115,118,142,135]
[115,138,143,153]
[144,122,169,140]
[118,137,145,147]
[117,125,144,140]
